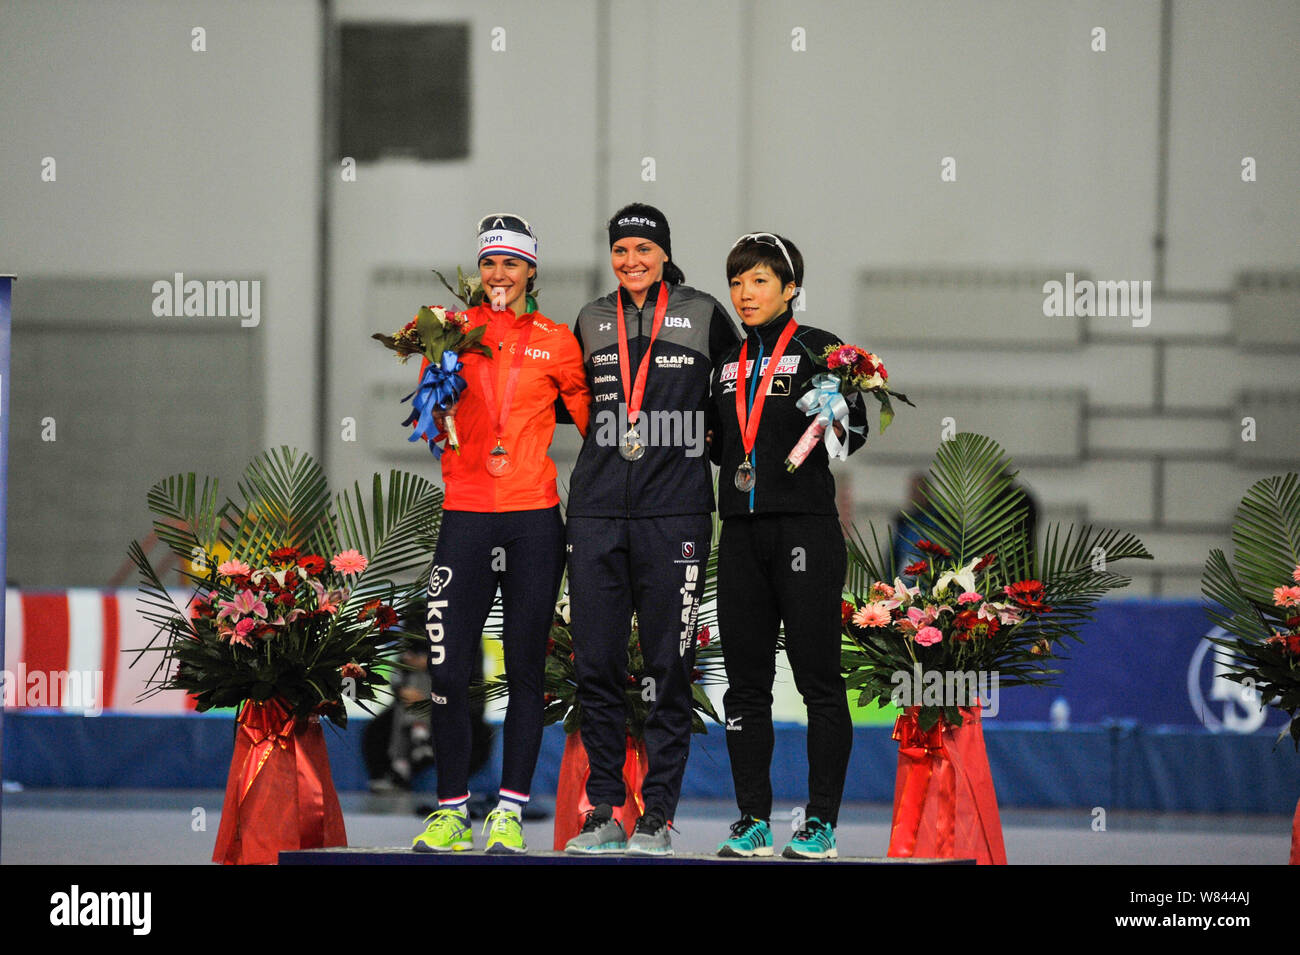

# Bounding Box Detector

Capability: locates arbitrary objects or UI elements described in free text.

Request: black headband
[608,210,671,258]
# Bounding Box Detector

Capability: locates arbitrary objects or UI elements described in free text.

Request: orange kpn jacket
[417,303,590,512]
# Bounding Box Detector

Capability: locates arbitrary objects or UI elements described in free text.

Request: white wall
[0,0,322,451]
[2,0,1297,592]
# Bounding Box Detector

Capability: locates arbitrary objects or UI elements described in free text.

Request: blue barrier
[4,712,1296,814]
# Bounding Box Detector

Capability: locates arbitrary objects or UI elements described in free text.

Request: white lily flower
[933,557,980,598]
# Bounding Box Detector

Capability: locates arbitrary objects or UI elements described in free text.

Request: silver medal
[619,428,645,461]
[734,460,755,492]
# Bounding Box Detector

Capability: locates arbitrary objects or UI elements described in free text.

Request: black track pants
[717,513,852,825]
[425,507,565,805]
[567,514,712,819]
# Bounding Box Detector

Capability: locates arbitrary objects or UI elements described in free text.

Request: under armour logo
[430,692,448,705]
[599,322,612,331]
[726,716,743,731]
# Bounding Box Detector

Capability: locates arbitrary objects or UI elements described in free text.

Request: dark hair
[726,233,803,290]
[607,202,685,285]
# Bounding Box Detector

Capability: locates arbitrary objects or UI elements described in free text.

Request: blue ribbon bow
[401,351,466,458]
[794,373,862,461]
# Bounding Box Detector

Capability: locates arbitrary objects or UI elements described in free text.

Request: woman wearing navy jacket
[563,203,739,856]
[708,232,868,860]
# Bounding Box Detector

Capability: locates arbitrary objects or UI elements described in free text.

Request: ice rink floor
[1,789,1291,865]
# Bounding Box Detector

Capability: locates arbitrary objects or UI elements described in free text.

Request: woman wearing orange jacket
[411,214,590,855]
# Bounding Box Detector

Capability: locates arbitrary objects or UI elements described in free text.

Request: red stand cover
[552,730,649,850]
[212,699,347,865]
[1291,794,1299,865]
[887,705,1007,865]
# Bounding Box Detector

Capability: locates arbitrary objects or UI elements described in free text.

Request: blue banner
[992,598,1289,733]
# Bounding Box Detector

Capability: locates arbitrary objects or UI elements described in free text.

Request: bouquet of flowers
[1202,473,1300,747]
[785,343,913,472]
[841,432,1151,731]
[373,303,493,458]
[129,447,443,724]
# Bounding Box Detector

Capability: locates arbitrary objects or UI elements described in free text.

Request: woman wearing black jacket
[563,204,740,856]
[708,232,867,860]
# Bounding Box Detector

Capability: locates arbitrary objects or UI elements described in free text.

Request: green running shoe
[483,808,526,854]
[717,815,774,858]
[412,808,473,853]
[782,817,838,860]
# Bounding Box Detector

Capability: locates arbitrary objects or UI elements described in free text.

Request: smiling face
[478,254,535,315]
[729,263,796,327]
[610,237,667,305]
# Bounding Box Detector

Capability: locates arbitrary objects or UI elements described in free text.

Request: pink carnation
[914,626,943,647]
[331,549,368,576]
[1273,585,1300,608]
[853,602,892,628]
[217,559,252,577]
[958,591,982,604]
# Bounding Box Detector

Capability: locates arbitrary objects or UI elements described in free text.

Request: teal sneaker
[717,816,773,858]
[483,808,526,854]
[782,817,837,860]
[412,808,473,852]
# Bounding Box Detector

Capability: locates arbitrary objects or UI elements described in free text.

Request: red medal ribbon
[616,283,670,426]
[734,319,799,456]
[478,318,534,447]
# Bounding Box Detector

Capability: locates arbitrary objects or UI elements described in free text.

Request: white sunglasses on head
[731,232,798,286]
[478,212,535,236]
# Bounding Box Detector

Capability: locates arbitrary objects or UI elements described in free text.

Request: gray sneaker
[564,804,627,854]
[625,810,673,857]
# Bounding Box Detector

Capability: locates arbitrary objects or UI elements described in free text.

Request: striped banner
[3,589,195,713]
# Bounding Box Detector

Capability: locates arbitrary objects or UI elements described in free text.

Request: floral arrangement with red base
[1201,473,1300,862]
[129,447,442,863]
[841,433,1151,862]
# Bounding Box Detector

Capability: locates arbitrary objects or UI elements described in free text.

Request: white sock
[496,798,523,817]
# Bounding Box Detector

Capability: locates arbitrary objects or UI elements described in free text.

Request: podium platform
[279,847,974,865]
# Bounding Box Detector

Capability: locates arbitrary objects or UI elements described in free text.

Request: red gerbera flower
[697,625,711,648]
[269,546,300,565]
[974,552,997,572]
[1004,579,1052,613]
[298,554,326,575]
[904,560,929,576]
[916,540,953,558]
[841,601,856,626]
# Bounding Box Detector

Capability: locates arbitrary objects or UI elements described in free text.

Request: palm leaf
[229,447,333,565]
[1229,474,1300,605]
[330,470,444,609]
[904,433,1027,562]
[145,473,227,566]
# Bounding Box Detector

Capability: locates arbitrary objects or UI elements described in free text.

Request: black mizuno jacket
[568,281,740,517]
[708,309,868,519]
